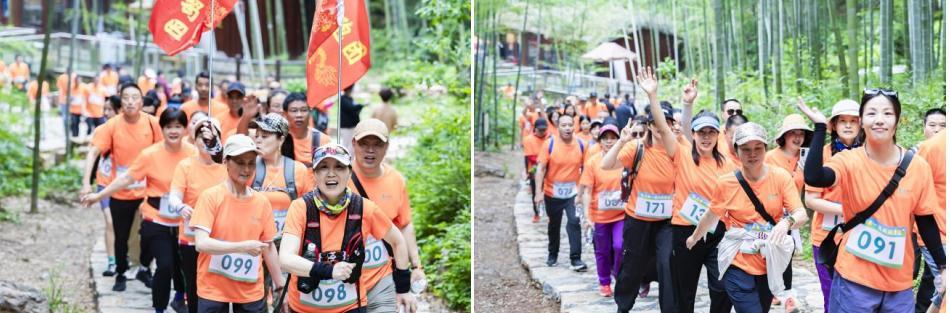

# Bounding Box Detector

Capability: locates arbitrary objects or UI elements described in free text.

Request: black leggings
[670,224,732,313]
[180,244,199,313]
[110,198,143,275]
[614,215,675,312]
[140,220,183,310]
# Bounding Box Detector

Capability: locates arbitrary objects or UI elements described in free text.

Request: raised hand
[636,67,659,97]
[796,96,827,124]
[682,79,698,104]
[619,118,637,144]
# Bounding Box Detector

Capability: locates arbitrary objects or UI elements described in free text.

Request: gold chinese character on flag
[332,17,352,43]
[180,0,204,22]
[164,19,189,41]
[342,41,367,65]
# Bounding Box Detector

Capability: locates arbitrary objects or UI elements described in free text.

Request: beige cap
[353,118,390,142]
[831,99,860,119]
[733,122,769,146]
[774,114,813,144]
[223,134,260,157]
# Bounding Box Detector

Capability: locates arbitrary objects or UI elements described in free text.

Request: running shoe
[546,255,557,267]
[135,268,153,289]
[112,275,127,292]
[102,263,116,277]
[784,297,801,313]
[531,215,540,223]
[599,285,612,297]
[169,298,187,313]
[569,259,588,272]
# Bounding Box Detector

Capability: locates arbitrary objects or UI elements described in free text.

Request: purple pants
[813,245,832,312]
[829,272,914,312]
[594,220,624,286]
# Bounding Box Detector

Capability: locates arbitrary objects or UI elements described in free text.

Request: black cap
[534,119,548,129]
[648,102,675,122]
[589,92,598,98]
[226,82,246,96]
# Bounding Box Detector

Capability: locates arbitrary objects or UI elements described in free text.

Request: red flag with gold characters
[306,0,371,107]
[149,0,238,56]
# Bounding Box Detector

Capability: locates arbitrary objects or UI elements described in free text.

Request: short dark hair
[119,83,142,97]
[924,108,946,123]
[196,71,210,85]
[379,88,394,102]
[282,92,308,111]
[143,90,160,108]
[159,108,188,128]
[107,95,122,111]
[720,98,741,111]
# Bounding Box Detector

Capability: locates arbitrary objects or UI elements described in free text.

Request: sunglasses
[864,88,898,97]
[726,109,743,116]
[631,131,645,138]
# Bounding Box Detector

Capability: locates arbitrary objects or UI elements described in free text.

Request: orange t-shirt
[282,197,394,313]
[718,132,731,155]
[56,73,70,103]
[249,157,314,238]
[100,70,119,94]
[191,184,276,303]
[180,99,229,119]
[213,110,242,143]
[171,156,228,245]
[66,83,85,115]
[129,142,197,227]
[93,127,114,187]
[85,83,107,118]
[765,147,805,191]
[576,133,593,146]
[522,134,548,157]
[804,144,845,246]
[579,152,625,224]
[138,76,156,92]
[916,130,946,244]
[672,145,737,226]
[584,143,602,162]
[709,166,802,275]
[583,102,607,119]
[27,80,49,102]
[9,62,28,80]
[349,164,413,290]
[618,141,679,221]
[517,115,536,138]
[826,147,939,291]
[537,137,586,197]
[291,129,333,167]
[91,114,164,200]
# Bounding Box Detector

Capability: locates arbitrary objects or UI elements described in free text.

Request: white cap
[831,99,860,119]
[733,122,769,146]
[223,134,259,157]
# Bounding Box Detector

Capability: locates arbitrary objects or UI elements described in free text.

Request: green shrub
[395,104,471,312]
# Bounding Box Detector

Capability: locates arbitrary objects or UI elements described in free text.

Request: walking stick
[273,273,292,312]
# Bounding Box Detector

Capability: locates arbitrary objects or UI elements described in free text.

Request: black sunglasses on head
[864,88,898,97]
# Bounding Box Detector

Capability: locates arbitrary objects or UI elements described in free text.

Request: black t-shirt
[339,95,363,128]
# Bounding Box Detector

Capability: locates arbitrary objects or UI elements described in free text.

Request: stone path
[511,181,826,312]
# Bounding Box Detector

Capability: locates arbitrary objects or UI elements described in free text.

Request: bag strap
[283,157,297,200]
[311,128,321,152]
[840,149,915,232]
[301,191,322,254]
[351,172,369,198]
[734,170,777,225]
[631,142,644,179]
[342,194,364,253]
[252,156,266,190]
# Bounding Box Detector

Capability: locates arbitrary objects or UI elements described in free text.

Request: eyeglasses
[631,131,645,138]
[727,109,743,116]
[864,88,898,97]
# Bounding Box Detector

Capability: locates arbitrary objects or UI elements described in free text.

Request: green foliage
[395,104,471,312]
[283,79,307,94]
[45,269,84,313]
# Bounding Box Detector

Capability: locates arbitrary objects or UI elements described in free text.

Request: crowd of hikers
[520,66,947,313]
[7,55,423,313]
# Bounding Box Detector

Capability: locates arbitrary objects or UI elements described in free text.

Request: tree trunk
[512,0,529,149]
[794,0,802,93]
[673,0,680,76]
[32,0,55,214]
[881,0,893,85]
[265,0,275,56]
[847,0,860,99]
[274,0,287,56]
[908,0,923,82]
[774,0,783,98]
[829,0,848,97]
[758,0,770,99]
[713,0,725,104]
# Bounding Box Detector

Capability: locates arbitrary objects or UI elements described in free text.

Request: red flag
[306,0,371,107]
[149,0,238,56]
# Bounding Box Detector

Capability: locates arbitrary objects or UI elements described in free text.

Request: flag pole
[208,0,216,118]
[335,0,344,145]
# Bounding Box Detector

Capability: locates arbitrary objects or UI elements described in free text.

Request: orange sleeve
[393,174,412,228]
[617,140,639,168]
[127,148,151,181]
[258,197,277,242]
[579,157,595,187]
[781,172,804,211]
[91,120,113,152]
[537,138,551,166]
[190,190,219,233]
[365,202,395,241]
[283,199,307,239]
[151,117,165,144]
[708,176,728,218]
[913,162,938,217]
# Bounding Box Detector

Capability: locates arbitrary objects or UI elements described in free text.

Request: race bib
[821,212,844,231]
[678,192,714,234]
[157,194,179,219]
[209,253,260,282]
[363,237,390,269]
[596,190,625,210]
[844,217,906,268]
[116,166,146,190]
[88,94,104,106]
[69,95,83,107]
[552,182,577,199]
[98,155,112,177]
[299,279,358,309]
[634,192,673,219]
[740,222,773,254]
[273,210,288,237]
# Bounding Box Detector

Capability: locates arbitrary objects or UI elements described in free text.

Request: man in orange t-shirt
[349,119,426,312]
[584,93,607,118]
[214,82,248,143]
[283,92,331,167]
[523,119,549,222]
[190,135,284,311]
[535,114,588,271]
[99,64,119,96]
[180,72,229,119]
[9,55,29,90]
[915,130,946,311]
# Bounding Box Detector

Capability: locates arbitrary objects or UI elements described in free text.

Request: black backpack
[620,143,644,201]
[251,156,298,199]
[300,191,366,284]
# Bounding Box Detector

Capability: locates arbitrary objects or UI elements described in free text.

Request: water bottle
[411,277,428,294]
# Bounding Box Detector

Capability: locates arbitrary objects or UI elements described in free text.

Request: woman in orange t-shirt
[686,122,809,313]
[169,116,227,313]
[801,98,862,311]
[190,134,285,311]
[278,144,417,313]
[600,68,680,312]
[799,92,946,313]
[82,109,196,310]
[576,115,594,146]
[579,123,625,297]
